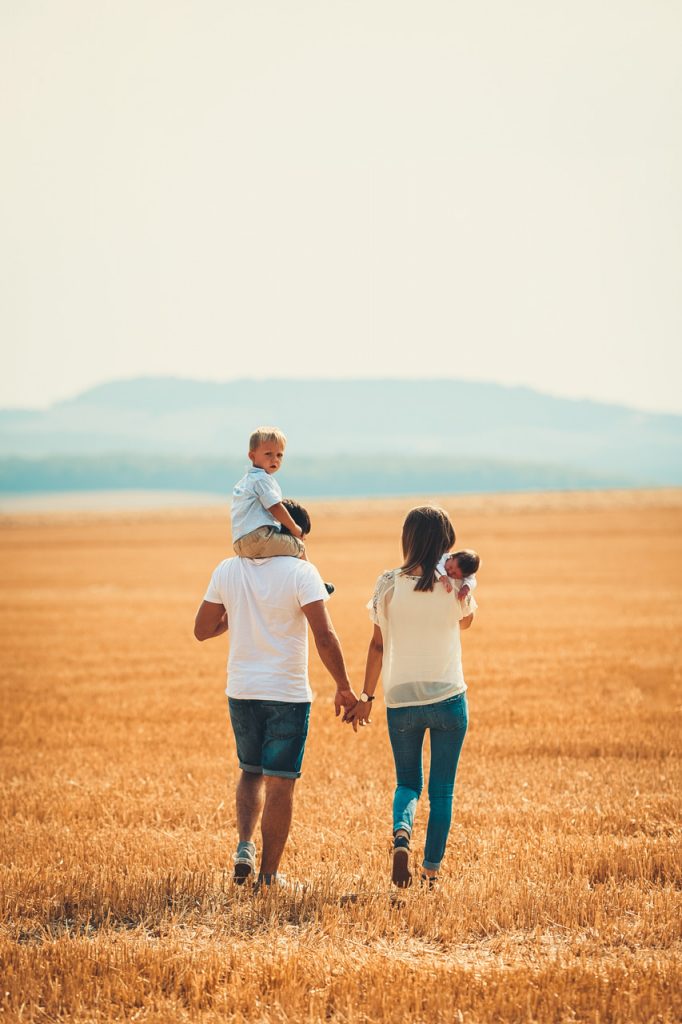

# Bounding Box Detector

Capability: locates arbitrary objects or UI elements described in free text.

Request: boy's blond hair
[249,426,287,452]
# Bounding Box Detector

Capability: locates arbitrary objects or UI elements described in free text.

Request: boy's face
[249,441,285,474]
[445,556,464,580]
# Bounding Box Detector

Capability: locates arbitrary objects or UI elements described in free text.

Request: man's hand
[335,687,359,718]
[343,699,372,732]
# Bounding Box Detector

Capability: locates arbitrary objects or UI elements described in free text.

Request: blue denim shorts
[227,698,311,779]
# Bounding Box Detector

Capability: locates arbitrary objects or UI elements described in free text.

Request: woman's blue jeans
[386,692,468,871]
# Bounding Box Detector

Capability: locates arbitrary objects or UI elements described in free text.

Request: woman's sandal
[392,835,412,888]
[420,872,438,890]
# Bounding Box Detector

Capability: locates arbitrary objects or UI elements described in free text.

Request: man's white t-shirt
[203,556,328,702]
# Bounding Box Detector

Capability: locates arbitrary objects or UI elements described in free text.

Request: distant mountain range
[0,377,680,495]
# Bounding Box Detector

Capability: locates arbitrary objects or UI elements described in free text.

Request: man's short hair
[453,549,480,576]
[249,426,287,451]
[280,498,311,537]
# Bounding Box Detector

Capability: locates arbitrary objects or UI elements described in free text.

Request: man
[194,499,357,889]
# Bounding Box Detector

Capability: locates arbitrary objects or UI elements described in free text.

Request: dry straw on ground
[1,490,681,1022]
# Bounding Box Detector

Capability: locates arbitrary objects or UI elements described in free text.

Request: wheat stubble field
[1,490,681,1023]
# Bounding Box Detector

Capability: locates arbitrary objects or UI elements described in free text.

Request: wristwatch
[359,692,375,703]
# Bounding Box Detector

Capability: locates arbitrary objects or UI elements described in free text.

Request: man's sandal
[392,834,412,888]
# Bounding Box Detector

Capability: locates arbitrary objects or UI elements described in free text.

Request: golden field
[1,489,681,1023]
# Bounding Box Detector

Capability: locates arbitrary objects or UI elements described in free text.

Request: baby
[436,548,480,601]
[231,426,307,559]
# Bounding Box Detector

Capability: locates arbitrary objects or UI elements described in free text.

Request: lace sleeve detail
[366,570,396,624]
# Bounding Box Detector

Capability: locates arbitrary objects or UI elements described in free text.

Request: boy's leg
[256,529,305,558]
[233,526,272,557]
[234,526,305,559]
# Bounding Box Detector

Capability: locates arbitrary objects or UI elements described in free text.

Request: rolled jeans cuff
[422,858,441,871]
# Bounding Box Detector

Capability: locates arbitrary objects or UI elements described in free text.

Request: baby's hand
[457,583,470,602]
[438,575,453,594]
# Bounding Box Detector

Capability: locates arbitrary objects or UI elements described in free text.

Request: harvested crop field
[1,489,681,1023]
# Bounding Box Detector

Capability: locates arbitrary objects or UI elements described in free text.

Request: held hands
[334,687,373,733]
[343,698,372,732]
[335,687,359,719]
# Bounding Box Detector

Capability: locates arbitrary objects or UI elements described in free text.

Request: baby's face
[445,556,463,580]
[250,441,285,474]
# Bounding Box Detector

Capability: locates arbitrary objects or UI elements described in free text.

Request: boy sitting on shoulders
[232,426,307,559]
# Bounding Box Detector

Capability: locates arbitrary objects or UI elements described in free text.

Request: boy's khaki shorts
[233,525,305,559]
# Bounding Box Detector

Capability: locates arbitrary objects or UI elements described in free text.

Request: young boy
[231,427,307,559]
[436,548,480,601]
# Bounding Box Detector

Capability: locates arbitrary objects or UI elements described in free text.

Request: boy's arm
[268,501,305,539]
[462,575,477,591]
[435,554,448,578]
[251,475,303,537]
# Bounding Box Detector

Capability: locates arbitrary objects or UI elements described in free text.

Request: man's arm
[301,600,358,715]
[194,601,228,641]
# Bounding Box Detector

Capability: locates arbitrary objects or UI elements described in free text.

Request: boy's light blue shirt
[231,467,283,542]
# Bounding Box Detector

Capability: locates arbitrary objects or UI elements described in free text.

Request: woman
[345,505,475,888]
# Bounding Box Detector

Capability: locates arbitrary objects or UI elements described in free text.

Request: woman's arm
[344,625,383,731]
[363,624,384,695]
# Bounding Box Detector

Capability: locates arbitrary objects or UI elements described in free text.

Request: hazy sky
[2,1,680,413]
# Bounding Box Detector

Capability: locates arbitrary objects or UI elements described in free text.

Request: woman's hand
[343,699,372,732]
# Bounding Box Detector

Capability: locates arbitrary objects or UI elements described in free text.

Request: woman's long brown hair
[400,506,455,592]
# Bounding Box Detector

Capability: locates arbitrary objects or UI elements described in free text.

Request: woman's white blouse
[368,569,477,708]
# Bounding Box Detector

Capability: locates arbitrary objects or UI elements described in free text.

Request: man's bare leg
[259,776,296,877]
[233,771,264,883]
[236,770,264,841]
